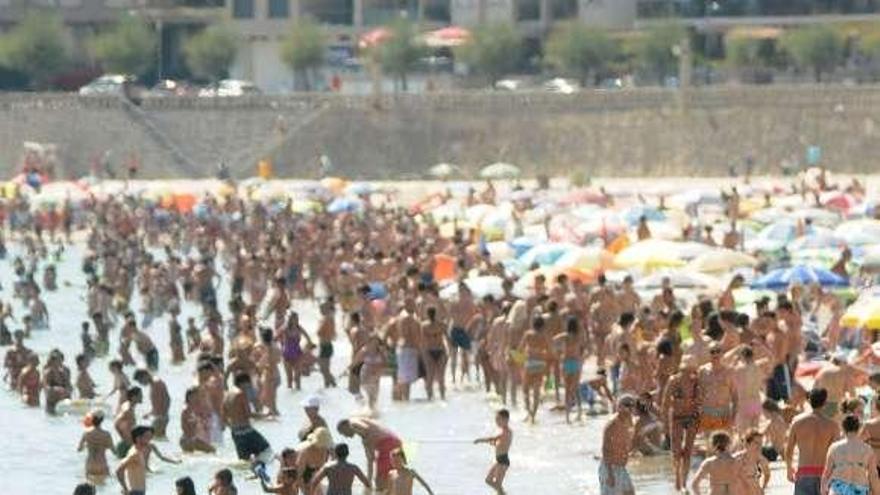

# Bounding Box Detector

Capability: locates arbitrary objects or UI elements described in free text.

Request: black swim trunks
[319,342,333,359]
[496,454,510,466]
[231,426,271,461]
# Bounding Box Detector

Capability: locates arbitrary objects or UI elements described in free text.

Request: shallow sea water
[0,240,796,495]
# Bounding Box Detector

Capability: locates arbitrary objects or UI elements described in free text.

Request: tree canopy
[0,12,69,89]
[91,15,157,77]
[183,25,238,82]
[780,25,844,82]
[545,22,619,86]
[455,23,522,87]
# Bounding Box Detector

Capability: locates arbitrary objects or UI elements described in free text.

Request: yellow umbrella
[614,239,690,271]
[687,249,758,274]
[840,299,880,329]
[320,177,348,195]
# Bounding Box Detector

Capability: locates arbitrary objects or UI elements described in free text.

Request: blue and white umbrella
[326,196,363,214]
[622,205,666,226]
[751,265,848,290]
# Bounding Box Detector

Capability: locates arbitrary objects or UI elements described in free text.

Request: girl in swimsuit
[354,336,386,413]
[421,307,448,401]
[278,312,314,391]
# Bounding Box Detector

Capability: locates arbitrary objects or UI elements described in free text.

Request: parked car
[198,79,262,97]
[148,79,195,97]
[543,78,579,94]
[494,79,524,91]
[78,74,132,96]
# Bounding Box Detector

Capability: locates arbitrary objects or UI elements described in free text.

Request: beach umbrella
[634,270,721,292]
[518,242,578,268]
[480,241,515,261]
[860,246,880,270]
[320,177,348,195]
[614,239,707,270]
[821,191,857,213]
[790,247,847,269]
[751,265,848,290]
[359,27,393,49]
[422,26,471,48]
[326,196,363,214]
[428,163,459,178]
[553,246,614,272]
[789,232,847,251]
[480,162,520,180]
[621,205,666,226]
[686,249,757,274]
[840,299,880,329]
[345,182,375,196]
[559,188,607,206]
[509,236,541,257]
[439,275,505,300]
[836,219,880,246]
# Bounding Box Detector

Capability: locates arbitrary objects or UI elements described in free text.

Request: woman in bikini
[689,431,741,495]
[421,306,448,401]
[822,415,879,495]
[553,316,584,423]
[353,335,387,414]
[734,429,770,495]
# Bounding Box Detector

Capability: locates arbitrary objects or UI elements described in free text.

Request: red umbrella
[358,27,393,50]
[423,26,471,48]
[822,192,856,213]
[559,188,608,206]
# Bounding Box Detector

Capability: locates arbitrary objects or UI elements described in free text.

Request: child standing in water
[389,447,435,495]
[474,409,512,495]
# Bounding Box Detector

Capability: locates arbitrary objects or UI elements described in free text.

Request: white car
[494,79,523,91]
[198,79,262,97]
[78,74,131,96]
[543,78,579,94]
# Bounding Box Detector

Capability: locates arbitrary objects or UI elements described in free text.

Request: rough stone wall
[1,86,879,179]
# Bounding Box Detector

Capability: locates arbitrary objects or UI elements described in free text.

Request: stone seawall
[1,86,879,179]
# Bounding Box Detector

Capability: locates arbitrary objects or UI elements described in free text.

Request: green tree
[183,25,238,82]
[375,19,425,92]
[455,23,522,87]
[280,18,325,91]
[632,23,687,85]
[780,26,843,82]
[91,15,157,77]
[0,12,69,89]
[545,22,619,86]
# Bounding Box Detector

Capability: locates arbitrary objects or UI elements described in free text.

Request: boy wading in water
[389,447,434,495]
[115,425,153,495]
[474,409,513,495]
[310,443,371,495]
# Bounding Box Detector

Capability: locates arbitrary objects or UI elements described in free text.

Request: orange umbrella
[423,26,471,47]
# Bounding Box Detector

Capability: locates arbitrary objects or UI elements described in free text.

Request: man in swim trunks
[133,369,170,439]
[222,372,272,463]
[662,356,702,492]
[395,297,422,401]
[698,343,737,434]
[448,282,476,384]
[337,416,402,493]
[814,355,860,422]
[786,388,840,495]
[599,395,637,495]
